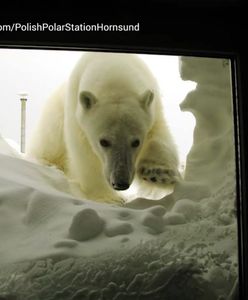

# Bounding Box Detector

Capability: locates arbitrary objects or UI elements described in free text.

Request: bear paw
[138,162,180,185]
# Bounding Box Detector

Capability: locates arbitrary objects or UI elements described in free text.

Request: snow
[0,57,238,300]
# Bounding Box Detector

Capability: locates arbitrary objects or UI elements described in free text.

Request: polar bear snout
[110,170,132,191]
[109,163,133,191]
[112,181,130,191]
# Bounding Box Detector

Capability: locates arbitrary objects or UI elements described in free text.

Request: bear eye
[100,139,111,148]
[131,139,140,148]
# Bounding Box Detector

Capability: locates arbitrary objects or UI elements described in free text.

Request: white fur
[27,52,179,204]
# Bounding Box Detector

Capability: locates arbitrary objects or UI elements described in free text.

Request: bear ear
[140,90,154,110]
[79,91,98,110]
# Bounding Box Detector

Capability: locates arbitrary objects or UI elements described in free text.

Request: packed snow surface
[0,57,238,300]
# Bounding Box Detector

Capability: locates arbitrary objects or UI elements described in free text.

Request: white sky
[0,48,196,164]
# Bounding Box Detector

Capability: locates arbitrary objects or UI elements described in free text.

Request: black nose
[112,181,130,190]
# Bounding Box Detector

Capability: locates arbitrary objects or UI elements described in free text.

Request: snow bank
[0,57,238,300]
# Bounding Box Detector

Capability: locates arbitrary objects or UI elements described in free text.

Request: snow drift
[0,57,238,300]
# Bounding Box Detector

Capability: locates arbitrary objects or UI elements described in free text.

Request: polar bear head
[76,90,154,191]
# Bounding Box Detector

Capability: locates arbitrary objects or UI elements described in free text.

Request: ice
[0,57,238,299]
[163,212,186,225]
[105,220,134,237]
[142,210,166,234]
[171,199,201,221]
[68,208,105,241]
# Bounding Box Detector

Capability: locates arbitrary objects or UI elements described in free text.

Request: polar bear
[27,52,179,204]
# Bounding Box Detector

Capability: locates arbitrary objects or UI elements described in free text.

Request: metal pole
[19,93,28,153]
